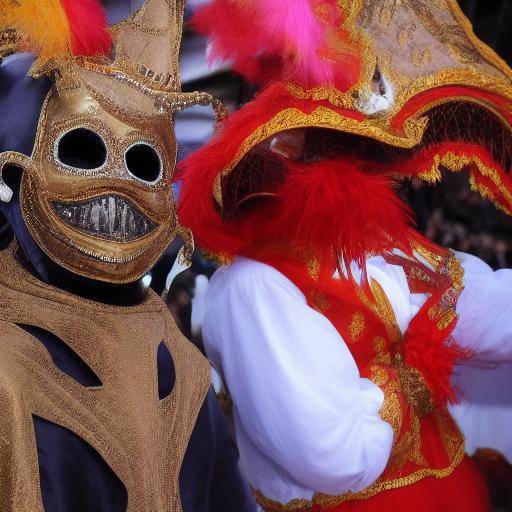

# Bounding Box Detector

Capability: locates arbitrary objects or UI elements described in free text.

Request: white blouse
[201,253,512,504]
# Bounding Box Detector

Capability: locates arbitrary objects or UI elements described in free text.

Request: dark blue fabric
[17,324,102,387]
[180,389,257,512]
[0,54,50,156]
[34,415,129,512]
[0,54,52,278]
[157,341,176,400]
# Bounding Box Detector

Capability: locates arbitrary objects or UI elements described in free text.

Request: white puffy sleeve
[454,251,512,364]
[202,258,393,499]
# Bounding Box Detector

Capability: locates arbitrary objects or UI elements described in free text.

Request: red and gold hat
[178,0,512,252]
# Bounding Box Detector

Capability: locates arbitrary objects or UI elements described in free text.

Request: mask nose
[125,143,162,184]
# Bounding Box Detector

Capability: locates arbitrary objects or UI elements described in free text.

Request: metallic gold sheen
[214,106,428,204]
[0,244,211,511]
[419,151,512,216]
[17,82,179,284]
[214,0,512,215]
[0,0,224,284]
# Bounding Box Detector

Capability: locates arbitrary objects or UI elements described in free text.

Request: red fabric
[391,86,512,129]
[60,0,112,57]
[178,113,419,267]
[247,159,417,269]
[312,456,492,512]
[401,292,467,407]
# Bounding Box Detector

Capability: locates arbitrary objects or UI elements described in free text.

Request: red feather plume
[61,0,112,57]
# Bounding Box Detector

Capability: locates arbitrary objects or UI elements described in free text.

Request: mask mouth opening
[219,99,512,218]
[51,194,157,242]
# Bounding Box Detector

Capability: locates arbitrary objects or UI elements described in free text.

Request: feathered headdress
[193,0,361,90]
[0,0,112,73]
[179,0,512,261]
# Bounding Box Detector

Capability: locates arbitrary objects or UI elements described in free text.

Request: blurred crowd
[405,171,512,270]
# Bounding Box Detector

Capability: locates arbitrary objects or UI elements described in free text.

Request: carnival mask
[0,0,223,283]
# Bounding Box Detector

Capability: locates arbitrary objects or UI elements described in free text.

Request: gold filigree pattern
[0,28,19,60]
[371,366,402,443]
[349,311,366,342]
[286,83,354,110]
[358,279,402,345]
[396,357,434,417]
[373,336,392,365]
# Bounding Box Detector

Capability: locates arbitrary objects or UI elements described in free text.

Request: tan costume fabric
[0,243,210,512]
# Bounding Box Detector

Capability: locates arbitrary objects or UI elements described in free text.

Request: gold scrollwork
[419,151,512,216]
[253,442,464,511]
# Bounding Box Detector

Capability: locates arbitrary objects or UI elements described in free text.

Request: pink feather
[193,0,342,87]
[251,0,333,84]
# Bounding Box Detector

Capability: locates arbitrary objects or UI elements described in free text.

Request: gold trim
[418,151,512,216]
[357,279,402,345]
[214,105,428,203]
[286,83,355,110]
[289,69,512,120]
[390,68,512,119]
[254,442,465,512]
[342,0,377,98]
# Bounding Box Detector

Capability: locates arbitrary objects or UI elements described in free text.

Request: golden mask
[0,0,224,283]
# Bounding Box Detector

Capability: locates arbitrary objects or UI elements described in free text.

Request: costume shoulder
[209,257,306,302]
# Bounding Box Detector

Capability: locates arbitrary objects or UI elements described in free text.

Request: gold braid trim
[254,441,464,512]
[255,440,465,512]
[286,72,512,129]
[286,83,355,110]
[213,106,428,204]
[418,151,512,216]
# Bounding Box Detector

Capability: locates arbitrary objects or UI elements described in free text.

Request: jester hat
[0,0,223,283]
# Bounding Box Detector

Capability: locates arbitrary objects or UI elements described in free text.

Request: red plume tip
[61,0,112,57]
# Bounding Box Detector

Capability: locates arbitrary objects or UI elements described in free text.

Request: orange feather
[0,0,72,66]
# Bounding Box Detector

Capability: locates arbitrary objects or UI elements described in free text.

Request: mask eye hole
[57,128,107,170]
[125,143,162,183]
